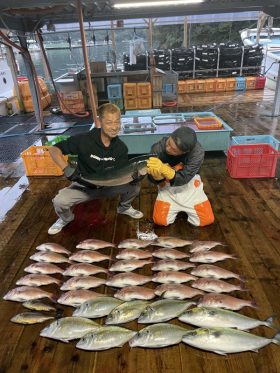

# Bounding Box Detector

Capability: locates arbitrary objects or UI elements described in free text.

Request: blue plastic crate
[231,135,280,151]
[107,84,122,99]
[235,77,246,91]
[163,83,176,94]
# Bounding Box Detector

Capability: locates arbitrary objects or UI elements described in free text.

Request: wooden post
[77,0,98,126]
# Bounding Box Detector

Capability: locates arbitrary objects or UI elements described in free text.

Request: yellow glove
[147,167,164,181]
[147,157,175,180]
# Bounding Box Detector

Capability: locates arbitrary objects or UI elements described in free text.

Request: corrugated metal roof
[0,1,279,32]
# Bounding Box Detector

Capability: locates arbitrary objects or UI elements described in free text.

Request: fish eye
[208,310,216,316]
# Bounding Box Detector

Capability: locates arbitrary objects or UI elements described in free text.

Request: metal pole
[111,20,117,71]
[148,19,153,50]
[18,34,45,130]
[5,44,24,112]
[77,0,98,126]
[272,63,280,117]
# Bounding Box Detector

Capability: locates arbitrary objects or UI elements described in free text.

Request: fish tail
[272,331,280,345]
[266,315,278,329]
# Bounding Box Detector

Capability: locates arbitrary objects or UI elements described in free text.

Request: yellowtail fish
[73,297,123,318]
[11,312,54,324]
[76,326,136,351]
[105,300,150,325]
[182,327,280,355]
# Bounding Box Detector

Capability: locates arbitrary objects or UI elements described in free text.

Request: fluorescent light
[114,1,204,9]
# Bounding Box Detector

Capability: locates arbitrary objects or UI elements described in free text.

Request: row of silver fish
[39,314,280,353]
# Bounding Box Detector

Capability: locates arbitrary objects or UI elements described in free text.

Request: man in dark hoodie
[147,126,214,227]
[48,103,143,235]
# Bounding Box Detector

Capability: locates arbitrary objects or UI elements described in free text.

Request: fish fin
[266,315,278,329]
[250,349,259,353]
[214,350,227,356]
[272,331,280,345]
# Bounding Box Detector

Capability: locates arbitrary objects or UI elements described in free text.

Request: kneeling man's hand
[147,157,175,180]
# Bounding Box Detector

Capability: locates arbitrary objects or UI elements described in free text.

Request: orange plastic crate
[177,81,187,93]
[215,78,226,92]
[138,96,152,109]
[194,116,223,130]
[185,80,196,93]
[123,83,137,98]
[205,79,216,92]
[124,97,138,110]
[225,78,236,91]
[21,146,68,176]
[246,76,256,90]
[195,79,206,93]
[137,82,151,97]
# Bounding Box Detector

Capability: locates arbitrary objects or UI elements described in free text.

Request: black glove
[63,164,80,181]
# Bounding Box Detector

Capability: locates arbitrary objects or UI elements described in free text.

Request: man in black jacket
[48,103,143,235]
[147,126,214,227]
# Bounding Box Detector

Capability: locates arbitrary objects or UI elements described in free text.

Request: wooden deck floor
[0,89,280,373]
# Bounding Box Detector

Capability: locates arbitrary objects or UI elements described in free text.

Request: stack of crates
[107,84,123,110]
[123,82,152,110]
[151,74,163,108]
[137,82,152,109]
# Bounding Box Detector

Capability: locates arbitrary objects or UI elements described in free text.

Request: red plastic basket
[227,144,279,178]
